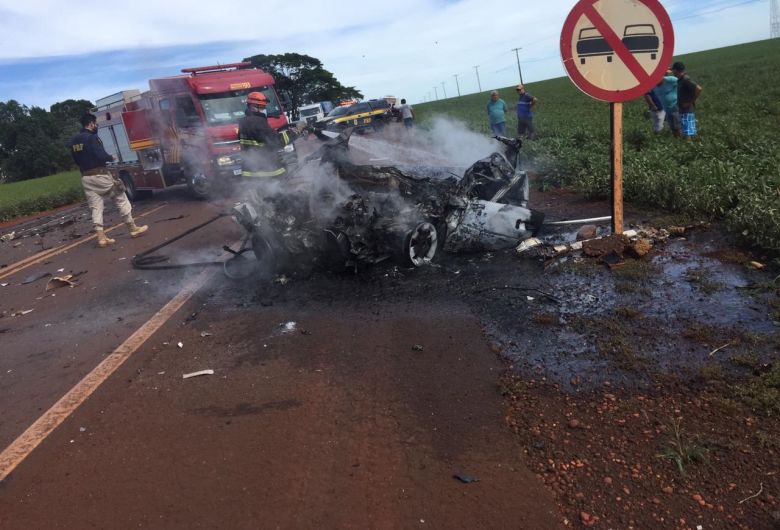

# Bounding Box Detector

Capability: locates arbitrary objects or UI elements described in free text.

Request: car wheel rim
[407,222,438,267]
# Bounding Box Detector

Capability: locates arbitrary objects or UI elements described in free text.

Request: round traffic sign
[560,0,674,102]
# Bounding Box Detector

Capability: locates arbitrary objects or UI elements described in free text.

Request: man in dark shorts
[672,62,702,142]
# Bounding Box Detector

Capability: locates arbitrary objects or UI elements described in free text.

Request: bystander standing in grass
[658,69,681,137]
[398,98,414,129]
[515,84,538,139]
[672,62,703,141]
[643,87,666,134]
[486,90,507,135]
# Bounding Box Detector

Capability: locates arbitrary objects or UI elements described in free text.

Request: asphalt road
[0,142,563,528]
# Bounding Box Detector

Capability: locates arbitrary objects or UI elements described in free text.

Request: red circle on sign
[560,0,674,102]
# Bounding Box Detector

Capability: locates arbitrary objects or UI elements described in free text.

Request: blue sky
[0,0,771,109]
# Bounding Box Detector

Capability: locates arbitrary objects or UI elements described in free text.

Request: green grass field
[0,170,84,222]
[414,39,780,253]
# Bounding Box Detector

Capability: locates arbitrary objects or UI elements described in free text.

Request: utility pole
[511,47,525,85]
[441,81,447,99]
[772,0,779,38]
[433,86,439,100]
[473,65,482,93]
[453,74,461,97]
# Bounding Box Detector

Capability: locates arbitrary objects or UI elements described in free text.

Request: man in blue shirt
[515,84,538,139]
[486,91,507,135]
[643,88,665,134]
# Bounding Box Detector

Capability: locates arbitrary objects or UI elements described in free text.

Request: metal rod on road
[544,216,612,226]
[511,47,525,85]
[453,74,461,97]
[474,65,482,93]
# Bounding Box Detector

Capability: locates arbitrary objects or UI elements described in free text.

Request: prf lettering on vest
[72,143,84,152]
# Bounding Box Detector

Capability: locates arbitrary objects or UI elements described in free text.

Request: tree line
[0,54,360,183]
[0,99,93,182]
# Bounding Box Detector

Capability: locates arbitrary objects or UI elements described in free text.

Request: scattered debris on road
[453,473,480,484]
[22,271,52,285]
[182,369,215,379]
[412,344,424,351]
[200,331,213,338]
[157,214,189,223]
[11,309,34,317]
[1,231,15,242]
[45,275,77,291]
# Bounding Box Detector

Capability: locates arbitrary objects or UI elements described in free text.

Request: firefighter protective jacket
[70,128,113,173]
[238,111,290,178]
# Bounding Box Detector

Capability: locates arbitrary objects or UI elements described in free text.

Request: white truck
[297,101,335,126]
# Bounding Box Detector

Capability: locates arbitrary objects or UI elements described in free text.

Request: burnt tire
[398,222,439,267]
[251,232,278,281]
[223,253,258,280]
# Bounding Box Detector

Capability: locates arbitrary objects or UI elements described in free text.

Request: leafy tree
[0,98,92,182]
[242,53,363,121]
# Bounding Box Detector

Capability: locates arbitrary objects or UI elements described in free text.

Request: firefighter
[238,92,294,178]
[70,113,148,248]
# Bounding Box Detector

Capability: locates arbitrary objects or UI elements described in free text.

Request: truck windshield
[199,87,283,125]
[300,107,321,117]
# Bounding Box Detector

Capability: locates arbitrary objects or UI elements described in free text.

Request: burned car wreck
[228,130,544,277]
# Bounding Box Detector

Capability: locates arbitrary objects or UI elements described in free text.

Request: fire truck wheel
[187,173,210,200]
[120,174,139,202]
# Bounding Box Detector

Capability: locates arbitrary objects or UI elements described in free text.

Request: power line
[453,74,461,96]
[772,0,780,37]
[473,65,482,93]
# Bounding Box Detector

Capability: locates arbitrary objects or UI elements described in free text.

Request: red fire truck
[93,62,292,200]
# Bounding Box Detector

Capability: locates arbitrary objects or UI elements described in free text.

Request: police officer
[238,92,294,178]
[70,113,148,247]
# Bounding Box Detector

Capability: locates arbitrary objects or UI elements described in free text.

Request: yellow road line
[0,267,215,483]
[0,204,167,282]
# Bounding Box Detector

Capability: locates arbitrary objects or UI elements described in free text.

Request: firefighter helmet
[246,92,268,107]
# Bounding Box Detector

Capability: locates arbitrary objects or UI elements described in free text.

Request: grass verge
[0,171,84,222]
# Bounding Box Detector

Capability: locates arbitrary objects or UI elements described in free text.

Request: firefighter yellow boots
[96,229,116,248]
[127,221,149,238]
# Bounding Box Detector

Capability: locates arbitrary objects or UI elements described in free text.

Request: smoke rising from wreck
[230,115,507,279]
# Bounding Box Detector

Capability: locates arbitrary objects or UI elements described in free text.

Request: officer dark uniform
[238,92,293,178]
[70,113,148,247]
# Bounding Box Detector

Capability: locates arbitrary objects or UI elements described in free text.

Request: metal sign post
[560,0,674,234]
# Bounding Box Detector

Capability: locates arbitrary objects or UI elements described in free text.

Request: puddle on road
[487,231,778,391]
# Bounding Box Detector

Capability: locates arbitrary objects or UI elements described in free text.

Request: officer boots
[127,221,149,238]
[96,229,116,248]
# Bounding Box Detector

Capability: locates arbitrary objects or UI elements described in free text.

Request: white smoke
[348,116,499,169]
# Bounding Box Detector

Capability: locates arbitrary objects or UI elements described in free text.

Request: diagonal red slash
[582,1,650,83]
